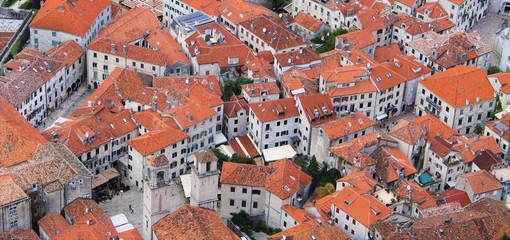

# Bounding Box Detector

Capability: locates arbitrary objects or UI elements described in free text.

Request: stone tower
[190,149,220,211]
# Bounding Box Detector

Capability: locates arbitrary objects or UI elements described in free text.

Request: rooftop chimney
[122,45,127,54]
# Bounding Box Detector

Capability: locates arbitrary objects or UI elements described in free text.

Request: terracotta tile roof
[298,94,335,126]
[0,142,91,195]
[178,0,274,25]
[153,75,223,109]
[429,17,456,33]
[194,149,217,164]
[327,78,378,96]
[312,192,338,219]
[412,114,459,141]
[369,64,407,92]
[472,150,501,172]
[454,136,501,163]
[45,40,84,67]
[274,47,320,67]
[390,119,425,144]
[269,218,350,240]
[39,198,119,240]
[165,103,218,129]
[372,147,417,184]
[332,186,392,228]
[281,205,314,223]
[186,22,250,68]
[375,44,402,63]
[330,131,395,168]
[245,51,276,80]
[0,174,29,206]
[374,198,510,240]
[242,82,280,97]
[420,66,495,108]
[128,128,187,156]
[42,107,137,156]
[89,8,188,66]
[0,95,47,167]
[153,204,239,240]
[239,16,308,51]
[337,170,380,194]
[117,228,143,240]
[281,69,319,96]
[228,135,261,158]
[146,154,169,168]
[337,29,376,50]
[408,31,492,69]
[394,14,431,36]
[132,109,169,132]
[250,98,299,123]
[395,180,436,210]
[321,112,376,141]
[0,52,65,107]
[382,55,432,83]
[223,98,249,118]
[266,159,312,199]
[220,162,271,186]
[293,12,324,33]
[111,2,128,19]
[0,229,40,240]
[458,170,503,195]
[441,189,471,207]
[30,0,110,36]
[485,113,510,142]
[490,72,510,94]
[357,10,398,32]
[417,2,448,19]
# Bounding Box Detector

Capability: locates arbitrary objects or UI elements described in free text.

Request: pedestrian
[128,204,132,211]
[131,208,134,214]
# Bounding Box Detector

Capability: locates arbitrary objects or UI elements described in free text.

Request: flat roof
[170,11,214,33]
[262,145,297,163]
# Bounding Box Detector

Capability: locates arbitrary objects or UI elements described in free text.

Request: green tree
[231,210,253,236]
[488,66,502,75]
[222,77,253,100]
[269,0,286,9]
[231,153,256,165]
[212,148,229,171]
[501,234,510,240]
[474,124,484,135]
[318,168,341,186]
[315,28,349,54]
[313,183,335,198]
[306,156,321,181]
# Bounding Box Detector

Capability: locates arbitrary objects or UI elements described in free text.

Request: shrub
[19,0,41,10]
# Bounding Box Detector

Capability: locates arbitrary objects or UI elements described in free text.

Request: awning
[262,145,297,163]
[92,174,108,189]
[214,132,228,145]
[92,168,120,189]
[376,114,388,121]
[446,181,456,188]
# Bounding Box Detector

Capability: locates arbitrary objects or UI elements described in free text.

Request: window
[104,55,108,60]
[230,187,235,192]
[241,200,246,207]
[51,40,58,46]
[93,52,97,58]
[242,188,247,193]
[253,202,258,208]
[52,31,57,37]
[230,199,235,206]
[252,189,261,195]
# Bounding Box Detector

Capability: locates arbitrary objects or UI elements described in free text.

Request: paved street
[38,84,92,131]
[470,13,510,67]
[99,178,189,236]
[375,111,418,133]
